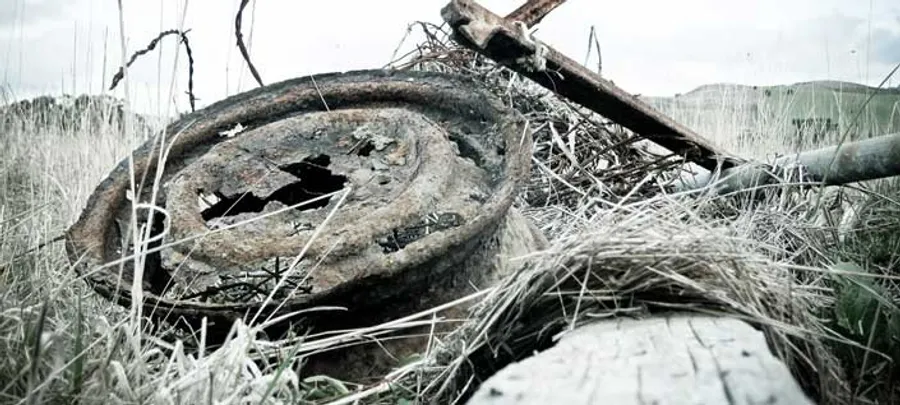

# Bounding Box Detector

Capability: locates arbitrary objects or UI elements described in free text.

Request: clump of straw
[373,23,855,405]
[377,188,851,404]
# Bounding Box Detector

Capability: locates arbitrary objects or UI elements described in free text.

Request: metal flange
[65,70,533,332]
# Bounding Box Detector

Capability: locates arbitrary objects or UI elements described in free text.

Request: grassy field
[1,54,900,405]
[651,80,900,404]
[642,81,900,158]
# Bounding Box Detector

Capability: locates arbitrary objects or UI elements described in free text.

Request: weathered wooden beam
[504,0,567,28]
[675,131,900,194]
[441,0,743,171]
[466,313,814,405]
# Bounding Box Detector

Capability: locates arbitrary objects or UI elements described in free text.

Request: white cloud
[1,0,898,115]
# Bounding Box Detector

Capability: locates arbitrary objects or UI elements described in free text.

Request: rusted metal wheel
[66,70,542,350]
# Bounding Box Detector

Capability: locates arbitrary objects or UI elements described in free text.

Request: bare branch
[108,29,198,112]
[235,0,264,87]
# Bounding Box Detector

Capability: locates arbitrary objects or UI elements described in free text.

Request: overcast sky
[1,0,898,115]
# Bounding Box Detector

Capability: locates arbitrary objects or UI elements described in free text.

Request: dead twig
[108,29,198,112]
[180,33,198,111]
[235,0,264,87]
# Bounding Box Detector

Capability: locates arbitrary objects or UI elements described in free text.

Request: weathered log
[441,0,743,171]
[675,131,900,194]
[466,313,814,405]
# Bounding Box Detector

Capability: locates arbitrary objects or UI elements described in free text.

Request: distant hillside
[638,80,900,155]
[0,94,155,136]
[677,81,899,98]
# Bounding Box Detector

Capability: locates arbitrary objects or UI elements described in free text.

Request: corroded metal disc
[65,70,530,329]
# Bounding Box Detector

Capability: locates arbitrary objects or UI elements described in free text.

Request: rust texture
[441,0,744,171]
[65,70,537,341]
[504,0,567,27]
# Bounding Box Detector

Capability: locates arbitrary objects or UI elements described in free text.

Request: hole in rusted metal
[144,214,172,295]
[200,154,347,220]
[450,134,483,167]
[117,210,172,295]
[276,154,348,199]
[355,141,376,157]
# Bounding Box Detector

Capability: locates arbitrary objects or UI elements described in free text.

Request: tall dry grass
[0,84,891,405]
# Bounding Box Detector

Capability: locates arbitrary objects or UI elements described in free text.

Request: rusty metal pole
[674,132,900,194]
[441,0,743,171]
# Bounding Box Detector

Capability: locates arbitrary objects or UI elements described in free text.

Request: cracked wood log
[466,313,814,405]
[441,0,743,172]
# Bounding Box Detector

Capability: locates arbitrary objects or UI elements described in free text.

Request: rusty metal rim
[65,69,531,323]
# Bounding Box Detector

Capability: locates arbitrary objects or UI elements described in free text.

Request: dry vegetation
[1,13,900,405]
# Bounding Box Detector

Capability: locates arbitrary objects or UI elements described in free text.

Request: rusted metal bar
[504,0,567,27]
[675,131,900,194]
[441,0,743,171]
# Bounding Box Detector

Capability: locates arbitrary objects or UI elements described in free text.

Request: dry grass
[1,16,899,405]
[378,187,854,404]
